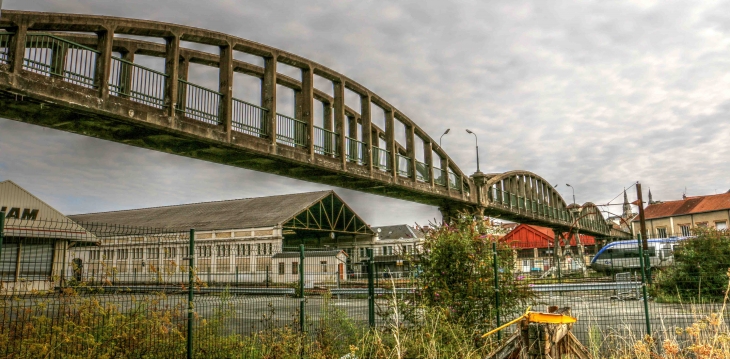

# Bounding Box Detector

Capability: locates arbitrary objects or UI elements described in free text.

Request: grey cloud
[2,0,730,221]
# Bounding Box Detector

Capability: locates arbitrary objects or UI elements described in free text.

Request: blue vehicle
[590,236,690,274]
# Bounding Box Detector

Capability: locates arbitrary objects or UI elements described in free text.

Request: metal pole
[637,235,652,338]
[0,212,4,283]
[187,228,195,359]
[367,248,375,328]
[299,244,305,333]
[266,266,270,288]
[492,242,501,341]
[636,182,652,284]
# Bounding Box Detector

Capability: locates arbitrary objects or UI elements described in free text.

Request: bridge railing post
[334,78,347,168]
[301,65,315,159]
[219,42,234,138]
[164,34,181,117]
[262,53,278,147]
[95,25,115,99]
[9,22,27,74]
[360,93,373,172]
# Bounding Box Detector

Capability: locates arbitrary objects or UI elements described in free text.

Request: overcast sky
[2,0,730,225]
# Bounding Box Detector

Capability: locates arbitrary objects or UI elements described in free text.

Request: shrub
[416,216,535,332]
[653,228,730,301]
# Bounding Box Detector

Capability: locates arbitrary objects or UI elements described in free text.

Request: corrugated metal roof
[639,192,730,220]
[374,224,424,240]
[68,191,334,231]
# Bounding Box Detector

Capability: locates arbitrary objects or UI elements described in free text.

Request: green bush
[416,216,535,332]
[653,228,730,302]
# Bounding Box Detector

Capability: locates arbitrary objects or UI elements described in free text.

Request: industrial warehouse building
[68,191,376,285]
[0,180,96,293]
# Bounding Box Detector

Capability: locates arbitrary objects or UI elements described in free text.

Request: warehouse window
[278,262,285,275]
[1,240,54,281]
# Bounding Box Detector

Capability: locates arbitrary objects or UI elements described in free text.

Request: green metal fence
[232,98,269,138]
[433,168,446,186]
[176,79,222,125]
[0,32,12,65]
[276,113,307,147]
[109,56,168,108]
[396,154,412,178]
[371,146,391,171]
[346,137,367,164]
[23,33,99,88]
[314,126,339,157]
[415,161,430,182]
[0,214,410,358]
[448,170,460,191]
[5,211,726,357]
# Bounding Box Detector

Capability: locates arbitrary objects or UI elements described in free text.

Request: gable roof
[501,224,596,249]
[636,192,730,220]
[0,180,95,240]
[68,190,373,234]
[373,224,424,240]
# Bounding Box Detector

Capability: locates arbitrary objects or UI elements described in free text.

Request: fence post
[557,255,562,284]
[637,235,651,338]
[266,266,270,288]
[299,244,305,333]
[367,248,375,328]
[187,229,195,359]
[0,212,5,278]
[493,241,501,341]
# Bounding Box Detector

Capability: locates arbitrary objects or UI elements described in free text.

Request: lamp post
[565,183,576,206]
[465,129,480,173]
[439,128,450,147]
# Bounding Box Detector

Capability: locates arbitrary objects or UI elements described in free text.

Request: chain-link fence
[0,213,421,358]
[499,228,730,355]
[3,211,728,357]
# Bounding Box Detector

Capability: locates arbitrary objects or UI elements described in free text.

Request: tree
[416,216,534,331]
[653,228,730,301]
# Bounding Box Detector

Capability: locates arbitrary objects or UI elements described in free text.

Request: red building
[501,224,597,273]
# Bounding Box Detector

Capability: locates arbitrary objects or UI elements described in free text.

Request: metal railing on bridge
[491,187,571,221]
[434,168,446,187]
[109,56,167,109]
[23,33,99,89]
[396,154,412,178]
[276,113,307,147]
[176,79,222,125]
[448,169,461,191]
[415,160,430,182]
[314,126,339,157]
[346,137,367,164]
[232,98,269,137]
[0,32,12,64]
[371,147,391,171]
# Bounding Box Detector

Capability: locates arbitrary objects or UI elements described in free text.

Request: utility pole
[635,182,649,250]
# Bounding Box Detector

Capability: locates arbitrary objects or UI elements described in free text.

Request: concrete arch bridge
[0,10,630,240]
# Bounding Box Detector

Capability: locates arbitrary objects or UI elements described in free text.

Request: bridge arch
[577,202,611,236]
[0,10,626,238]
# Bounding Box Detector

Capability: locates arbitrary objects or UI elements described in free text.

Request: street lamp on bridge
[465,129,480,173]
[565,183,576,206]
[439,128,450,147]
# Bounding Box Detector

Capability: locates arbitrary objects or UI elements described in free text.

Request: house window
[321,261,328,273]
[680,225,691,237]
[164,247,176,259]
[359,248,366,258]
[292,262,299,275]
[716,221,727,231]
[278,262,285,275]
[147,247,160,259]
[657,227,667,238]
[117,249,129,260]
